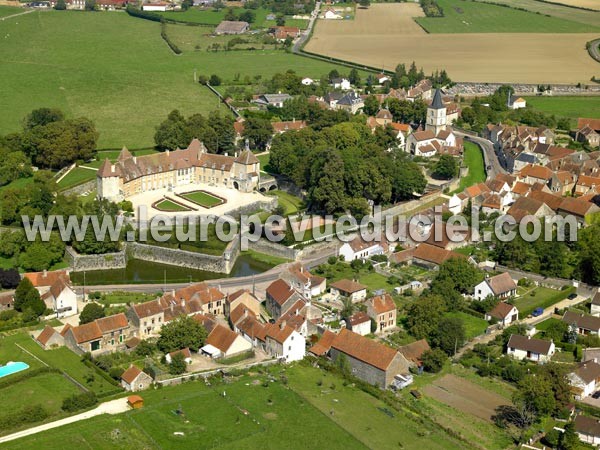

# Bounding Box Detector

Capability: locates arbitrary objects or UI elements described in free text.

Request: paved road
[293,1,320,54]
[0,398,129,444]
[588,38,600,63]
[454,131,507,181]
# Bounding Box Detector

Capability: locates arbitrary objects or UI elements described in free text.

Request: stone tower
[426,88,447,135]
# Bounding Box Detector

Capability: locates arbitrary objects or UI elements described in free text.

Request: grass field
[266,189,304,216]
[306,3,599,83]
[415,0,600,32]
[0,11,356,149]
[445,311,488,340]
[522,96,600,123]
[153,198,193,212]
[4,368,368,450]
[323,262,393,293]
[97,291,159,306]
[179,190,224,208]
[475,0,600,26]
[511,286,575,316]
[456,141,486,193]
[0,5,23,17]
[57,167,97,190]
[157,7,308,29]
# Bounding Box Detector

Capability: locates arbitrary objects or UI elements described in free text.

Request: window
[91,340,100,351]
[111,339,115,346]
[288,346,291,351]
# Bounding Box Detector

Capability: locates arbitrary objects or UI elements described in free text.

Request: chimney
[111,164,115,174]
[280,320,286,330]
[133,156,137,164]
[181,299,186,308]
[43,269,47,278]
[527,335,531,340]
[170,303,174,313]
[243,308,248,319]
[166,149,170,157]
[171,289,175,297]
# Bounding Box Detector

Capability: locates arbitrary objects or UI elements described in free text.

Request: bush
[421,348,447,373]
[0,404,49,430]
[109,367,125,380]
[61,392,98,413]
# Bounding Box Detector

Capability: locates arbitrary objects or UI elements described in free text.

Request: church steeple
[430,88,444,110]
[426,88,447,135]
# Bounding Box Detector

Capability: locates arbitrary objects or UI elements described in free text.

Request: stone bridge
[259,174,278,192]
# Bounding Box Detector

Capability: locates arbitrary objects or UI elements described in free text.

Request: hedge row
[0,367,60,390]
[160,22,182,55]
[81,358,121,387]
[0,319,40,333]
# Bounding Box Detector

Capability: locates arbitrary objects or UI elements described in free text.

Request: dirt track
[423,374,510,421]
[305,3,599,84]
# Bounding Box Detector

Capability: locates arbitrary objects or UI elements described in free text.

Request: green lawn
[266,189,304,216]
[0,11,354,149]
[286,365,465,450]
[511,286,575,317]
[0,5,24,17]
[445,311,488,340]
[321,262,393,293]
[524,96,600,126]
[0,176,34,195]
[257,153,273,173]
[240,249,290,266]
[4,368,366,450]
[57,167,97,190]
[415,0,600,33]
[456,141,486,193]
[4,333,118,396]
[179,190,224,208]
[157,7,308,29]
[154,198,193,212]
[97,291,159,306]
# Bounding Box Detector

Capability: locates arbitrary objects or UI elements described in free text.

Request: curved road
[454,131,507,181]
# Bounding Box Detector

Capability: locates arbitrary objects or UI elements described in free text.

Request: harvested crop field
[476,0,600,25]
[305,3,599,83]
[553,0,600,10]
[422,374,510,421]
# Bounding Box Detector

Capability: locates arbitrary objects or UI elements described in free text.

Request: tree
[209,74,222,86]
[0,268,20,289]
[238,10,255,23]
[513,374,555,418]
[169,352,187,375]
[241,117,273,151]
[432,155,458,180]
[79,303,105,325]
[348,69,361,87]
[54,0,67,9]
[406,295,446,339]
[23,108,64,130]
[84,0,96,10]
[421,348,447,373]
[431,258,481,296]
[154,110,188,150]
[0,151,32,187]
[558,422,580,450]
[434,317,466,355]
[157,315,207,353]
[362,95,379,116]
[13,277,45,316]
[359,0,371,7]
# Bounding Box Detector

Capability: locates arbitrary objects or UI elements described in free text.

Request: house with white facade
[260,322,305,362]
[339,236,385,261]
[329,279,368,303]
[24,270,78,318]
[204,324,252,358]
[485,302,519,327]
[506,334,555,363]
[563,311,600,335]
[574,415,600,446]
[345,311,371,336]
[568,360,600,400]
[473,272,518,301]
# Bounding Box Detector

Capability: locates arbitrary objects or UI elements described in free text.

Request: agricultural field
[415,0,600,33]
[522,96,600,122]
[306,3,599,83]
[179,190,224,208]
[552,0,600,9]
[0,11,356,149]
[475,0,600,26]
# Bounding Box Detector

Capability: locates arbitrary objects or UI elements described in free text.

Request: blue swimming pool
[0,361,29,378]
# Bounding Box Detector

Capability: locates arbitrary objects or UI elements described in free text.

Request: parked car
[568,293,578,300]
[592,391,600,399]
[532,307,544,317]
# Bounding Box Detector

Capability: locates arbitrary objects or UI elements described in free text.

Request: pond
[70,254,274,285]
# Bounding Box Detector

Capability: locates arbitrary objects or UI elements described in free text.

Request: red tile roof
[331,329,399,371]
[367,293,395,314]
[266,279,296,306]
[330,279,367,294]
[308,330,337,356]
[205,324,239,353]
[23,270,70,288]
[488,302,517,320]
[121,365,143,384]
[36,325,58,346]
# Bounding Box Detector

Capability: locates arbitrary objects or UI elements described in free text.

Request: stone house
[265,279,302,319]
[0,293,14,311]
[121,365,153,392]
[64,313,132,355]
[33,325,65,350]
[329,279,367,303]
[204,324,252,359]
[329,329,411,389]
[365,293,396,333]
[345,311,371,336]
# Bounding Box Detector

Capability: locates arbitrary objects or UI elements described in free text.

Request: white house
[506,334,555,363]
[485,302,519,327]
[447,193,467,215]
[301,77,315,86]
[280,263,326,298]
[339,236,384,261]
[262,322,305,362]
[376,73,390,85]
[204,324,252,358]
[24,270,77,318]
[345,311,371,336]
[323,8,342,19]
[142,2,168,11]
[165,348,193,364]
[473,272,517,301]
[406,130,438,157]
[508,96,527,110]
[329,279,368,303]
[575,415,600,446]
[563,311,600,335]
[331,77,351,90]
[568,360,600,400]
[592,291,600,317]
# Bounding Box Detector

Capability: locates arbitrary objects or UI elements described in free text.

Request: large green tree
[14,278,45,316]
[157,315,207,353]
[434,317,466,355]
[79,303,105,325]
[406,295,446,339]
[432,155,458,180]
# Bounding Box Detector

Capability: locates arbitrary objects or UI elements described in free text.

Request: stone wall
[223,198,278,219]
[61,179,96,196]
[247,238,299,261]
[381,191,444,217]
[127,242,231,274]
[297,239,338,260]
[65,246,127,272]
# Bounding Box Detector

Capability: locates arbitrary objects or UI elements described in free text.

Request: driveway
[0,398,130,444]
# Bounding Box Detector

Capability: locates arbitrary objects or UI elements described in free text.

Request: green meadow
[0,11,354,149]
[415,0,600,33]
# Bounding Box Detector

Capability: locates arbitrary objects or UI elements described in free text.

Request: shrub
[62,392,98,413]
[109,367,125,380]
[0,404,49,430]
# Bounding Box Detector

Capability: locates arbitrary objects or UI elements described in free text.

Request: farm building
[166,348,193,364]
[121,365,153,392]
[214,21,250,35]
[204,324,252,358]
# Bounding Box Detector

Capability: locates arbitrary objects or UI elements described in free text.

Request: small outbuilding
[127,395,144,409]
